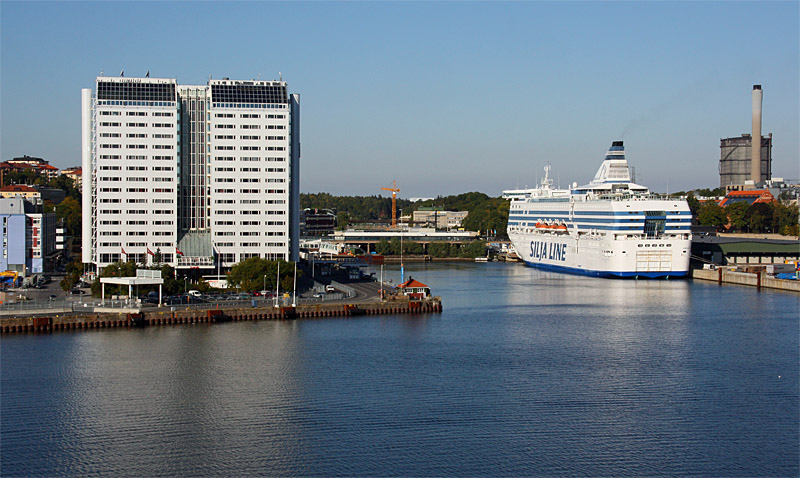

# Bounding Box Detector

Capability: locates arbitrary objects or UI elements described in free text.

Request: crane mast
[380,180,400,228]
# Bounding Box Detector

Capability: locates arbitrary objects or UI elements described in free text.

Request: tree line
[301,191,510,238]
[372,238,487,258]
[77,257,301,297]
[689,198,798,235]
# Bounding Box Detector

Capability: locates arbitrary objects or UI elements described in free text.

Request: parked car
[166,295,187,305]
[69,289,86,295]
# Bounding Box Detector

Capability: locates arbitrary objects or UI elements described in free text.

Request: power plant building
[719,133,772,188]
[719,85,772,189]
[81,76,300,273]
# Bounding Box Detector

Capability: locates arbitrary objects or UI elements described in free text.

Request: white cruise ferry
[503,141,692,278]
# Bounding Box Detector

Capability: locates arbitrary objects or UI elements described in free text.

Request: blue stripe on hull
[521,260,688,279]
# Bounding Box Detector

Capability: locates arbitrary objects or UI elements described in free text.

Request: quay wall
[0,298,443,335]
[692,268,800,292]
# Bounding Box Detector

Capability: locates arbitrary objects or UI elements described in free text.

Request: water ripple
[2,264,798,477]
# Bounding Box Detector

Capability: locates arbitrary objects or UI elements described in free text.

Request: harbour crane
[381,180,401,228]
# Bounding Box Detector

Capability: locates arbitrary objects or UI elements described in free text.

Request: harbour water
[2,263,798,477]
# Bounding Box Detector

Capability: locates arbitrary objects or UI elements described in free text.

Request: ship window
[643,217,665,238]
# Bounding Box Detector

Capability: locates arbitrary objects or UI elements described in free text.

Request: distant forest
[300,192,510,237]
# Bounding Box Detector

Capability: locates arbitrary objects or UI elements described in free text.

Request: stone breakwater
[0,298,443,335]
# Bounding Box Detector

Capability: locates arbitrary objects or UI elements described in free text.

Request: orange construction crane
[381,180,401,228]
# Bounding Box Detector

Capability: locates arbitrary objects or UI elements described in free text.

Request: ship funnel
[751,85,762,183]
[605,141,625,160]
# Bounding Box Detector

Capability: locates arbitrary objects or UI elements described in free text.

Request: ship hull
[509,230,691,279]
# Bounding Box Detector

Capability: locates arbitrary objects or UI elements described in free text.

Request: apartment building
[82,76,300,273]
[0,197,57,276]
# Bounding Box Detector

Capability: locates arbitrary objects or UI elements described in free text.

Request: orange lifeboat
[535,221,568,232]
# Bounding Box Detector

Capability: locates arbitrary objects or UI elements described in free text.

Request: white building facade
[82,76,300,273]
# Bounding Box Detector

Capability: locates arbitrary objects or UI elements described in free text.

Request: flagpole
[292,261,297,307]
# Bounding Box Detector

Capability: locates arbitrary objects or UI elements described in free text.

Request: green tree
[695,187,727,198]
[686,193,701,220]
[459,240,487,258]
[227,257,300,293]
[771,202,799,236]
[90,260,139,296]
[60,258,84,292]
[160,264,182,295]
[375,239,391,255]
[404,241,424,255]
[55,196,82,239]
[725,202,749,232]
[336,211,349,230]
[746,202,772,233]
[428,242,451,258]
[697,202,727,229]
[389,237,402,255]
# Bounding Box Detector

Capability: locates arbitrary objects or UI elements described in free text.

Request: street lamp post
[274,261,280,308]
[399,209,404,284]
[292,262,297,307]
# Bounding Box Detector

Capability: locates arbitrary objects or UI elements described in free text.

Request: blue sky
[1,1,798,197]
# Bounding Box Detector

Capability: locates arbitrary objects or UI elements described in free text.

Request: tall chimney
[751,85,762,183]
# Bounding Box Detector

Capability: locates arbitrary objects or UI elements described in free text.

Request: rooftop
[1,185,38,193]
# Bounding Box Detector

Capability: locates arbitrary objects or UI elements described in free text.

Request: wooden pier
[0,298,443,335]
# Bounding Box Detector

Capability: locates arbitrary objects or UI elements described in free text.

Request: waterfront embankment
[0,297,442,335]
[692,268,800,292]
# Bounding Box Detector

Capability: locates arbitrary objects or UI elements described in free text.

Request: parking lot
[0,268,388,317]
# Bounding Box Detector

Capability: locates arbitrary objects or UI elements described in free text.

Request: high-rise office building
[82,76,300,275]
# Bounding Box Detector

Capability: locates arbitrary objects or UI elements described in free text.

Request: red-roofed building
[718,189,776,207]
[397,277,431,299]
[0,185,41,201]
[0,161,36,173]
[62,167,82,192]
[37,164,60,180]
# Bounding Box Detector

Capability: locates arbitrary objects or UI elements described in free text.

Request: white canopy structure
[99,269,164,306]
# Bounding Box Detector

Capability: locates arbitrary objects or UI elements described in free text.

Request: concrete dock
[692,268,800,292]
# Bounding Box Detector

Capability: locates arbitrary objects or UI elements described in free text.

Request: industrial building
[300,208,337,237]
[719,134,772,188]
[81,75,300,274]
[719,85,773,189]
[412,208,468,229]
